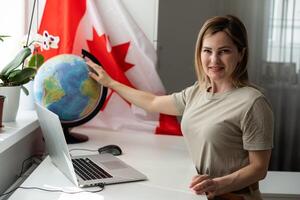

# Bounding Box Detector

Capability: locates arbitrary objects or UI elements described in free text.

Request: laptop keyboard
[72,158,113,180]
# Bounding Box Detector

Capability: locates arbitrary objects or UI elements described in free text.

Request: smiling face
[200,31,243,85]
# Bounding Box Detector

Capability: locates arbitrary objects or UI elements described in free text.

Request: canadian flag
[38,0,181,135]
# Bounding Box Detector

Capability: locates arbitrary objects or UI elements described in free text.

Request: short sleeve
[241,97,274,150]
[171,82,198,115]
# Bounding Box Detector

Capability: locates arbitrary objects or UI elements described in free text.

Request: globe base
[63,127,89,144]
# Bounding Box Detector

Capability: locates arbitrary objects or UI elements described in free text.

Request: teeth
[209,66,222,68]
[209,66,224,71]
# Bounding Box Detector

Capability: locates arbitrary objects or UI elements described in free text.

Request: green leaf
[0,35,10,42]
[0,74,7,81]
[21,85,29,96]
[28,54,44,69]
[1,47,32,75]
[7,67,36,85]
[7,69,21,79]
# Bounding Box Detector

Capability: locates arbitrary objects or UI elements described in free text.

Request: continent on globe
[43,76,65,106]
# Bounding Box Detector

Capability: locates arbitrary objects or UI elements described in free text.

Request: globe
[34,54,107,140]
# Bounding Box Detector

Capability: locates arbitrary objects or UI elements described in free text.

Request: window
[0,1,26,70]
[266,0,300,72]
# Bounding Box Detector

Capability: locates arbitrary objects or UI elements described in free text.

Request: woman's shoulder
[178,81,201,95]
[232,86,269,108]
[231,86,273,120]
[172,81,202,102]
[237,86,265,99]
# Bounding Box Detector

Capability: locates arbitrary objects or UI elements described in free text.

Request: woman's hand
[190,174,218,198]
[86,60,115,87]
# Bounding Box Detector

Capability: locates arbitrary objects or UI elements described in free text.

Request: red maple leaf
[87,29,135,109]
[87,29,134,87]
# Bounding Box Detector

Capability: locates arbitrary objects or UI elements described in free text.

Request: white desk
[7,126,206,200]
[260,171,300,200]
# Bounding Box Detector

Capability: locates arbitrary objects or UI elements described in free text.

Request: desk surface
[260,171,300,199]
[8,126,206,200]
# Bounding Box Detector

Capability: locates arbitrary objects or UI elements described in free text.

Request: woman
[87,15,273,200]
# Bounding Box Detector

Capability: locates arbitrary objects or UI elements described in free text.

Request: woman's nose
[210,52,219,64]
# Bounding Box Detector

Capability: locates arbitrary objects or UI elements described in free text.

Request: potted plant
[0,31,59,121]
[0,47,37,89]
[0,46,39,122]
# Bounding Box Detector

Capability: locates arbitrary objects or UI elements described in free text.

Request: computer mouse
[98,144,122,156]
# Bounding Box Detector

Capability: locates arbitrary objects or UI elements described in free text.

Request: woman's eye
[202,49,211,53]
[219,49,230,54]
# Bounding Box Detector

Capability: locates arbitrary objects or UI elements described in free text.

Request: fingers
[192,179,215,194]
[86,60,103,79]
[86,60,113,87]
[86,60,102,74]
[86,60,100,69]
[88,71,99,81]
[190,175,217,196]
[190,174,209,188]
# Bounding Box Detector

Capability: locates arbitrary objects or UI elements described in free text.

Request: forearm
[213,164,266,195]
[109,80,157,112]
[213,150,271,195]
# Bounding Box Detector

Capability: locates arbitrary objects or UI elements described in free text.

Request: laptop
[35,103,147,187]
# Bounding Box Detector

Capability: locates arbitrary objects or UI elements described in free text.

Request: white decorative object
[0,86,21,122]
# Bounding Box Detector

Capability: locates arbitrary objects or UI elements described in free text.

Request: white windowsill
[0,110,39,154]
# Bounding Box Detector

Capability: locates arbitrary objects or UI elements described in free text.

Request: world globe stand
[34,50,107,145]
[63,127,89,144]
[59,50,107,144]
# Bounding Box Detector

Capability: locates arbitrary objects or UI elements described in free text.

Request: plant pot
[0,95,5,127]
[0,86,21,122]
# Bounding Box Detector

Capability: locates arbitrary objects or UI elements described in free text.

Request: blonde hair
[194,15,249,90]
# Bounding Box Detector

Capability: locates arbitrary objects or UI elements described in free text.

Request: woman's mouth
[208,66,224,72]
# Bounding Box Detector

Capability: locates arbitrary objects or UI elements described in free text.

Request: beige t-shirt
[172,83,274,177]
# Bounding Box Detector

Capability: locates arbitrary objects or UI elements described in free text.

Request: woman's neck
[209,81,235,93]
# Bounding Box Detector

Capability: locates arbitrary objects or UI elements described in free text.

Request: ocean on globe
[34,54,103,125]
